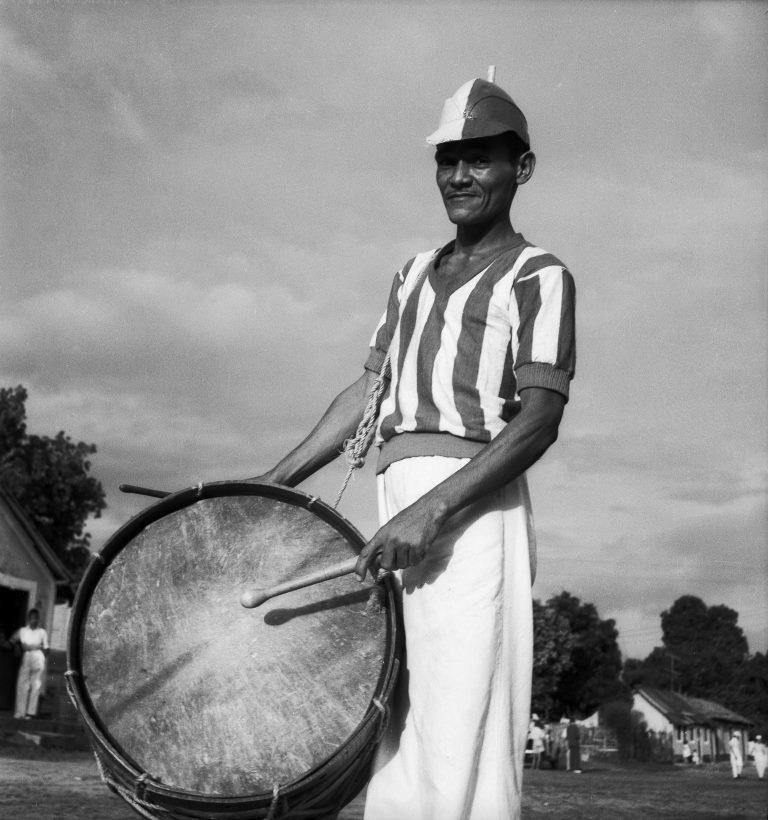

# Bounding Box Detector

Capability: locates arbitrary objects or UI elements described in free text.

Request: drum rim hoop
[66,480,401,809]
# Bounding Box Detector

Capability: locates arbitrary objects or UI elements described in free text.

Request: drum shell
[66,482,401,819]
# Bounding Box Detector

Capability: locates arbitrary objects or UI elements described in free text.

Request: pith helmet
[426,76,529,148]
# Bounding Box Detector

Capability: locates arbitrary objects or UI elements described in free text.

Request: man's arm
[355,386,565,578]
[251,369,378,487]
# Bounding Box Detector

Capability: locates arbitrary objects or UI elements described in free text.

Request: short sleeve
[364,309,390,374]
[511,263,576,400]
[363,260,413,374]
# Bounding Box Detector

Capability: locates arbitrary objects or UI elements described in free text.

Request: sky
[1,0,766,661]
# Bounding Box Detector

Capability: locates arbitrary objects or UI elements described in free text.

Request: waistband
[376,432,486,474]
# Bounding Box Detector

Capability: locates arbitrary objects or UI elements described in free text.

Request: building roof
[685,695,753,726]
[636,686,752,727]
[0,484,72,587]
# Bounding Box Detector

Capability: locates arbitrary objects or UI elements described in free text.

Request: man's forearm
[422,388,564,526]
[355,387,565,577]
[258,370,375,487]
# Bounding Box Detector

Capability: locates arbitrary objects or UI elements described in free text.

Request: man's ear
[516,150,536,185]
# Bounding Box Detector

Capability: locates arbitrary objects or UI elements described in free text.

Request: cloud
[0,24,53,79]
[533,488,767,658]
[104,83,151,146]
[2,2,766,664]
[693,3,752,48]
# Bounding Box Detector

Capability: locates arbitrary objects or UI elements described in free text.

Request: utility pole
[670,654,674,692]
[666,651,681,692]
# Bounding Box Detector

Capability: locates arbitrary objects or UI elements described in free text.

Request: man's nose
[449,160,472,186]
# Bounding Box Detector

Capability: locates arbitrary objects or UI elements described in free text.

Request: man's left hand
[355,496,448,580]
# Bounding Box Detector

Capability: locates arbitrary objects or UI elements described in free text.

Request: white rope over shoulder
[333,347,392,509]
[333,261,430,509]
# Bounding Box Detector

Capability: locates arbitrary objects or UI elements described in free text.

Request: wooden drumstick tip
[240,589,270,608]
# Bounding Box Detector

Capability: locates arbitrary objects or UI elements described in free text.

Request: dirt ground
[0,744,766,819]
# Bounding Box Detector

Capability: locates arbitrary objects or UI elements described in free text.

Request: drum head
[72,484,390,797]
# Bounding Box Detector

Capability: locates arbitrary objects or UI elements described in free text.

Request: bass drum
[66,481,400,819]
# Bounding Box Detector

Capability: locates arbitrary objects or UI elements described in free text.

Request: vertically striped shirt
[364,235,576,472]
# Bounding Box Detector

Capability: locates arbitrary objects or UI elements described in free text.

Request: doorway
[0,586,30,711]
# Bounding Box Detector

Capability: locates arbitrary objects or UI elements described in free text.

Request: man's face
[435,135,519,228]
[28,612,39,628]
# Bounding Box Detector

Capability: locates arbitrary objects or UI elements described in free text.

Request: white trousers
[15,650,46,718]
[754,748,767,778]
[730,751,743,778]
[364,456,534,820]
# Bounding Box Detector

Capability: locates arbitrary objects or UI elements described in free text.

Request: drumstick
[240,556,372,608]
[119,484,170,499]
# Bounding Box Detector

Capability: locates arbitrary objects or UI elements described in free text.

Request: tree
[623,647,682,692]
[713,652,768,737]
[543,591,626,718]
[599,700,656,762]
[660,595,748,695]
[531,598,576,719]
[622,596,766,735]
[0,385,106,578]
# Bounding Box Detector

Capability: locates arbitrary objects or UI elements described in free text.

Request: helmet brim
[426,118,529,148]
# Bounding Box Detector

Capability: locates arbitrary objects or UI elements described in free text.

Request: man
[254,74,575,819]
[10,608,49,719]
[752,734,766,779]
[566,718,582,774]
[729,731,744,779]
[529,715,546,769]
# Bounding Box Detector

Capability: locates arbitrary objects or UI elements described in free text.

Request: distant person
[10,609,49,719]
[728,732,743,779]
[751,735,766,779]
[557,717,570,770]
[529,717,546,769]
[681,739,692,764]
[566,718,582,773]
[544,723,554,763]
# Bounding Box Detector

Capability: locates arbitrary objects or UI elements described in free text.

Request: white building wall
[50,602,72,651]
[633,693,672,733]
[0,502,57,634]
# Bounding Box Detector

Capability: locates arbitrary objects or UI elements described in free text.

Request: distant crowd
[527,714,766,780]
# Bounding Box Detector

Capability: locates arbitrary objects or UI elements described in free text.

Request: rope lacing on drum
[264,783,281,820]
[135,772,149,801]
[63,670,80,709]
[92,752,169,820]
[372,696,391,741]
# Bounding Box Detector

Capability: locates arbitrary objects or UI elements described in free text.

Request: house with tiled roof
[633,685,752,762]
[0,484,72,712]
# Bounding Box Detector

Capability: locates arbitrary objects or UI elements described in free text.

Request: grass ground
[0,744,765,819]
